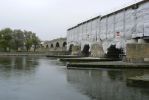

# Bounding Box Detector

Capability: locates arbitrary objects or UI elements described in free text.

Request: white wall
[67,1,149,54]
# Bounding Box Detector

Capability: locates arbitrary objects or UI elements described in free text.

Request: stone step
[46,55,83,58]
[67,61,149,69]
[59,57,119,62]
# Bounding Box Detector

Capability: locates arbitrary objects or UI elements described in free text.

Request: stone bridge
[44,38,67,51]
[67,0,149,59]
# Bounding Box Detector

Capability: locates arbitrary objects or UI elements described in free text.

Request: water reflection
[0,56,39,78]
[0,57,148,100]
[66,69,149,100]
[0,57,90,100]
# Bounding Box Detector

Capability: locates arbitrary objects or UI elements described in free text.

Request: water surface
[0,56,148,100]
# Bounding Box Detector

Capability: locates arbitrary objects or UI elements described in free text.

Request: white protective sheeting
[125,8,136,39]
[135,4,144,38]
[137,2,149,37]
[115,11,125,38]
[71,29,75,43]
[82,23,87,42]
[107,15,115,41]
[73,28,76,43]
[67,30,72,43]
[106,15,115,53]
[100,18,107,41]
[86,21,92,42]
[74,27,79,45]
[115,11,126,49]
[67,1,149,54]
[78,25,82,43]
[91,19,98,42]
[67,29,75,50]
[100,17,110,53]
[96,18,101,42]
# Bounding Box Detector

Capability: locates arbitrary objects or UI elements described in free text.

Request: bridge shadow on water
[66,69,149,100]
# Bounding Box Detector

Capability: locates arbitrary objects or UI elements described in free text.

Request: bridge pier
[138,39,148,44]
[90,43,104,57]
[127,39,138,44]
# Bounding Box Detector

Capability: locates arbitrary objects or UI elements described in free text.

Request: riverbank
[0,52,46,56]
[0,51,69,56]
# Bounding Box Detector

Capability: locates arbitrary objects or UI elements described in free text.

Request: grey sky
[0,0,141,40]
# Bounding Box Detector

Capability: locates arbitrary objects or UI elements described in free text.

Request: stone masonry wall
[46,38,67,52]
[90,43,105,57]
[126,43,149,63]
[71,46,81,55]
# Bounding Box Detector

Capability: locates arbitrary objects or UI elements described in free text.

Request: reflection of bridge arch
[56,42,60,48]
[82,44,90,57]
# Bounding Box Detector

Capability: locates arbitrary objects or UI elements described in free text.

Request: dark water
[0,57,148,100]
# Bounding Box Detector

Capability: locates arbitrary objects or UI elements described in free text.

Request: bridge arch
[51,44,54,48]
[46,44,49,48]
[82,44,90,57]
[56,42,60,48]
[63,42,67,47]
[106,45,124,59]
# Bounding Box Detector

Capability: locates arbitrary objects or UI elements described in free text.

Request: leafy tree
[32,33,40,52]
[13,29,25,51]
[24,31,34,51]
[0,28,13,51]
[0,28,40,52]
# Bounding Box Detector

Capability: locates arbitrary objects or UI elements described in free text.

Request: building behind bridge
[67,0,149,62]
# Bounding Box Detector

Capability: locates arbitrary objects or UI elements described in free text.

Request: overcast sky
[0,0,141,41]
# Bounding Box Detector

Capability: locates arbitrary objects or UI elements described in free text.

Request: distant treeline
[0,28,40,52]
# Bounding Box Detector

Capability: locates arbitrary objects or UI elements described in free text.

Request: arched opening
[69,44,74,53]
[82,44,90,57]
[46,44,49,48]
[56,42,60,48]
[51,44,53,48]
[106,45,124,59]
[63,42,67,47]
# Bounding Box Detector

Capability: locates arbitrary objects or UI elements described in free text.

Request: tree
[0,28,13,51]
[12,29,25,51]
[32,33,40,52]
[24,31,33,52]
[0,28,40,52]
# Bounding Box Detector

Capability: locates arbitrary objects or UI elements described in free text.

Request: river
[0,56,148,100]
